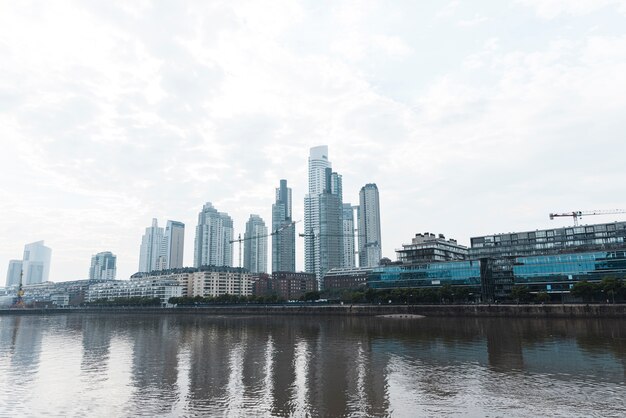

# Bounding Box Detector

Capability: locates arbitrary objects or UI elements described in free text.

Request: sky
[1,0,626,283]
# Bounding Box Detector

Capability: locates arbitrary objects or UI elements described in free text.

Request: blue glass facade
[368,261,481,289]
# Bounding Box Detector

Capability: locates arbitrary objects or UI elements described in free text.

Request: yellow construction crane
[549,209,626,226]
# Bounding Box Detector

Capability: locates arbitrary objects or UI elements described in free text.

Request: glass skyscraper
[272,179,295,272]
[89,251,117,281]
[358,183,382,267]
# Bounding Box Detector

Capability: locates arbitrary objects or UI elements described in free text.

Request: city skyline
[1,1,626,282]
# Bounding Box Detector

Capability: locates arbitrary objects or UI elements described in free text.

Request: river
[0,314,624,417]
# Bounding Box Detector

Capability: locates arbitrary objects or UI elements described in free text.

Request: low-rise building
[253,271,316,300]
[87,278,183,306]
[396,233,469,264]
[323,267,372,290]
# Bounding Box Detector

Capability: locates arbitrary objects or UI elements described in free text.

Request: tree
[571,280,597,302]
[535,292,550,303]
[510,285,531,303]
[600,277,623,303]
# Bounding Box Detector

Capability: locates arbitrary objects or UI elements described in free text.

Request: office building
[323,266,372,290]
[396,233,469,264]
[138,219,164,273]
[89,251,117,281]
[5,260,22,287]
[253,272,316,300]
[304,146,344,287]
[244,214,268,273]
[160,221,185,270]
[272,179,296,272]
[22,241,52,285]
[194,202,234,267]
[342,204,356,268]
[358,183,382,267]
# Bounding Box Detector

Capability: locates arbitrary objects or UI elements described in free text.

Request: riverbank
[1,303,625,318]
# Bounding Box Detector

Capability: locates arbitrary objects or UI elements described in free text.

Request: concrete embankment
[1,304,625,318]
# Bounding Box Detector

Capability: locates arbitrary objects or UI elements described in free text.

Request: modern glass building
[368,261,481,290]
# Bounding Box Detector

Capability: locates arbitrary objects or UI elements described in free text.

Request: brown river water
[0,313,624,417]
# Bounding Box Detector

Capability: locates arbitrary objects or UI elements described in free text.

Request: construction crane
[13,270,25,308]
[230,220,300,268]
[549,209,626,226]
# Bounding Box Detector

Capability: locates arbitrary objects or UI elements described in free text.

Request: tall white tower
[89,251,117,281]
[22,241,52,285]
[138,219,163,273]
[194,202,234,267]
[244,214,268,273]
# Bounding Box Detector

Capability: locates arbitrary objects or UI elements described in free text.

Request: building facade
[87,278,183,306]
[253,271,316,300]
[244,214,268,273]
[272,179,296,272]
[194,202,234,267]
[22,241,52,285]
[138,219,164,273]
[323,267,372,290]
[396,233,469,264]
[342,204,356,268]
[160,220,185,270]
[358,184,382,268]
[5,260,22,287]
[89,251,117,281]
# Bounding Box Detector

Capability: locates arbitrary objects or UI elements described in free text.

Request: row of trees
[87,297,162,306]
[320,285,477,304]
[570,278,626,303]
[169,294,286,305]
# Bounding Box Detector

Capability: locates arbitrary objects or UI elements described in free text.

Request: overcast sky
[2,0,626,282]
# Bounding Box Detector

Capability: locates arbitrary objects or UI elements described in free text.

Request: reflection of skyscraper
[89,251,116,281]
[272,180,295,272]
[244,215,268,273]
[139,219,163,273]
[194,202,233,267]
[22,241,52,285]
[5,260,23,287]
[304,146,344,287]
[358,184,382,267]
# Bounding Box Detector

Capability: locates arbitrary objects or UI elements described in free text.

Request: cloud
[516,0,626,19]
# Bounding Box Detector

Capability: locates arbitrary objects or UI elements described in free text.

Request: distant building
[272,179,296,272]
[470,221,626,259]
[342,204,356,268]
[22,241,52,285]
[323,267,371,291]
[160,221,185,270]
[87,278,183,306]
[138,219,164,273]
[304,146,344,287]
[194,202,234,267]
[358,184,382,267]
[5,260,22,287]
[396,233,469,264]
[89,251,117,281]
[253,271,316,300]
[244,214,268,273]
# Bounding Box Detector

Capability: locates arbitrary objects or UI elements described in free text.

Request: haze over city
[2,0,626,282]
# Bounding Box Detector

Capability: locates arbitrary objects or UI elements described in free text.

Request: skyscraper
[5,260,23,287]
[304,146,344,287]
[89,251,117,281]
[244,215,268,273]
[342,204,356,268]
[159,221,185,270]
[272,179,295,272]
[358,183,382,267]
[194,202,233,267]
[22,241,52,285]
[138,219,163,273]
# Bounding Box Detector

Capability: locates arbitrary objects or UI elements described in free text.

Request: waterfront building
[87,278,183,306]
[272,179,296,272]
[469,221,626,259]
[131,266,252,298]
[396,233,469,264]
[89,251,117,281]
[160,221,185,270]
[323,267,372,290]
[358,184,382,268]
[138,219,164,273]
[5,260,22,287]
[253,271,316,300]
[194,202,234,267]
[244,215,268,274]
[342,204,356,268]
[21,241,52,285]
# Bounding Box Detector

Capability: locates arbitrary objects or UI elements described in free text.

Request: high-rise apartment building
[244,215,268,273]
[304,146,344,287]
[159,221,185,270]
[22,241,52,285]
[138,219,164,273]
[272,179,296,272]
[5,260,23,287]
[342,204,356,268]
[358,183,382,267]
[194,202,233,267]
[89,251,117,281]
